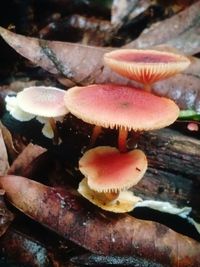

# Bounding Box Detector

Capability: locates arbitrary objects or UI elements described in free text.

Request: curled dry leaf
[0,122,19,160]
[8,143,47,176]
[0,175,200,267]
[0,27,200,111]
[0,128,10,176]
[125,1,200,55]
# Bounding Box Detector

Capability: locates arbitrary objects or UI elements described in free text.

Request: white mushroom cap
[17,86,69,117]
[5,95,35,121]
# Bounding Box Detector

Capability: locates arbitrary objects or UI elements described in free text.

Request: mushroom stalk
[102,191,119,202]
[89,125,102,147]
[118,128,128,153]
[144,84,151,92]
[49,117,59,145]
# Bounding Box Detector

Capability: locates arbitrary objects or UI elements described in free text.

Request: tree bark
[131,128,200,221]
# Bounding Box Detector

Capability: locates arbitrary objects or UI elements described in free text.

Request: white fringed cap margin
[64,84,180,131]
[104,49,190,85]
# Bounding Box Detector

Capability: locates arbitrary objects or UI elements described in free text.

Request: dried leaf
[1,27,200,111]
[0,175,200,267]
[0,122,19,160]
[8,143,47,176]
[0,128,10,175]
[125,1,200,55]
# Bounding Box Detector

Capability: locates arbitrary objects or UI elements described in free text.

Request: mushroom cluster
[63,48,190,212]
[6,49,190,213]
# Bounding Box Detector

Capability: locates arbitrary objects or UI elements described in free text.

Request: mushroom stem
[102,191,120,202]
[89,125,102,147]
[144,84,151,92]
[118,128,128,153]
[49,117,59,145]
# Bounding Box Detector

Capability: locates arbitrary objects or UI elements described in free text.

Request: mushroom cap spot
[79,146,147,192]
[64,84,180,131]
[17,86,69,117]
[104,49,190,84]
[78,178,142,213]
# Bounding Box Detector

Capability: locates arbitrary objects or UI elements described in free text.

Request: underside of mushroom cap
[104,49,190,84]
[78,178,142,213]
[64,84,179,131]
[17,86,68,117]
[79,146,147,192]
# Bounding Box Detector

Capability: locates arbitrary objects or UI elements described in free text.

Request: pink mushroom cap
[64,84,180,131]
[79,146,147,192]
[17,86,68,117]
[104,49,190,85]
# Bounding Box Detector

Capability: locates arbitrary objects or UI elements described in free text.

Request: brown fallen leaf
[125,1,200,55]
[0,122,21,160]
[1,26,200,111]
[0,175,199,267]
[0,128,10,176]
[8,143,47,176]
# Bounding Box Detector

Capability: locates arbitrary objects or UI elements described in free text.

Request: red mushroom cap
[17,86,68,117]
[64,84,179,131]
[79,146,147,192]
[104,49,190,85]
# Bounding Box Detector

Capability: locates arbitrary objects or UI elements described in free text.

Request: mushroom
[12,86,69,140]
[78,146,147,212]
[104,49,190,91]
[78,178,142,213]
[64,84,179,152]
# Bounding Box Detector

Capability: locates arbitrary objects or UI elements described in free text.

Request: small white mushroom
[6,86,69,139]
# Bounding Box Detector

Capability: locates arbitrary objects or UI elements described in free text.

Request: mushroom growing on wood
[78,146,147,212]
[64,84,179,152]
[8,86,69,141]
[104,49,190,91]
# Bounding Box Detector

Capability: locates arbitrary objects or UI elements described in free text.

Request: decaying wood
[0,175,200,267]
[135,128,200,220]
[1,27,200,111]
[70,252,164,266]
[139,128,200,181]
